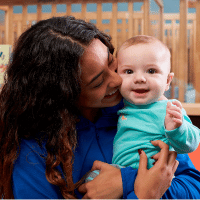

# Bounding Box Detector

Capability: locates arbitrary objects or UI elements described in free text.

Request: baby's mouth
[133,89,149,93]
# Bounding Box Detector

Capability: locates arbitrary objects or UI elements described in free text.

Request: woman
[0,16,199,199]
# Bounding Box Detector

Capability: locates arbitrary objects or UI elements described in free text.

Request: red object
[189,145,200,171]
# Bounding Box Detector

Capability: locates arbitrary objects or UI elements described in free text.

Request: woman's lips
[105,89,119,98]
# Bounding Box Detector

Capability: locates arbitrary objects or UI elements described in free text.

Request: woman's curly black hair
[0,16,114,199]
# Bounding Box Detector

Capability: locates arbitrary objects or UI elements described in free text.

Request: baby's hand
[165,101,183,131]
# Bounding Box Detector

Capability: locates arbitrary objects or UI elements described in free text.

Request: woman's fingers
[137,149,148,174]
[151,152,160,160]
[172,160,179,174]
[78,183,87,194]
[78,160,123,199]
[167,151,177,166]
[90,160,105,172]
[151,140,169,165]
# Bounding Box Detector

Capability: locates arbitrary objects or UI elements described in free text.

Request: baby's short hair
[117,35,170,55]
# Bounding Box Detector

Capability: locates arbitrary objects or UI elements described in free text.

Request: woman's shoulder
[12,137,63,199]
[13,137,47,175]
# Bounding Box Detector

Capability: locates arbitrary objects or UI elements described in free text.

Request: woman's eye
[148,69,156,74]
[125,69,133,74]
[94,79,104,88]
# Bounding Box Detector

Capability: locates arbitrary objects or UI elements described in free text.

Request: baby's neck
[158,95,168,101]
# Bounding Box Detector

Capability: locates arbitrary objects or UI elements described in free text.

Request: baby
[112,35,200,169]
[86,35,200,181]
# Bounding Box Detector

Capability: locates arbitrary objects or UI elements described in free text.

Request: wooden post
[81,2,87,20]
[5,6,14,45]
[192,19,196,87]
[134,19,139,36]
[52,1,57,17]
[111,1,118,49]
[189,27,194,85]
[96,2,102,30]
[22,4,27,33]
[143,0,150,35]
[66,2,71,16]
[171,19,177,99]
[128,0,133,38]
[17,20,21,40]
[159,6,164,41]
[155,0,164,41]
[37,2,42,22]
[194,0,200,102]
[178,0,188,102]
[122,18,127,44]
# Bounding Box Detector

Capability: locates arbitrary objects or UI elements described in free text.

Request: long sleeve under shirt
[113,99,200,169]
[12,100,200,199]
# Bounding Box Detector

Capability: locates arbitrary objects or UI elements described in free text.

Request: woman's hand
[134,140,179,199]
[78,161,123,199]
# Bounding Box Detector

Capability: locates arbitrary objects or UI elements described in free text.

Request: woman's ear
[165,72,174,91]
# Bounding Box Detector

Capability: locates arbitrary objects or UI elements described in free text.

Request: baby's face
[117,42,173,105]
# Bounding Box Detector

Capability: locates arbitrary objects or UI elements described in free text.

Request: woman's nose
[109,70,122,88]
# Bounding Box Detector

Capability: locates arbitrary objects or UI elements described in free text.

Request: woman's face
[77,39,122,114]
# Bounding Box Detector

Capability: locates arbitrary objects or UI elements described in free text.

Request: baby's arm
[165,101,182,131]
[165,100,200,153]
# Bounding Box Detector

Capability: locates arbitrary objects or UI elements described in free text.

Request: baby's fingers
[167,109,182,120]
[172,100,182,109]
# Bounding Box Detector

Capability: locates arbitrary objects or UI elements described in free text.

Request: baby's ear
[165,72,174,91]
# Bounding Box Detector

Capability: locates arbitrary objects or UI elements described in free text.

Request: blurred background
[0,0,199,170]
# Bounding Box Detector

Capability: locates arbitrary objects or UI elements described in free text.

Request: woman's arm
[124,147,200,199]
[163,154,200,199]
[78,140,178,199]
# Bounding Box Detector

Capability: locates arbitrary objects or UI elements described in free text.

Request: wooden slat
[159,5,164,41]
[0,6,8,11]
[81,2,87,20]
[22,4,27,33]
[143,0,149,35]
[182,103,200,115]
[51,2,57,17]
[134,19,139,36]
[0,0,145,5]
[111,1,117,49]
[66,2,71,16]
[128,1,133,38]
[17,20,21,39]
[121,18,127,45]
[178,0,188,102]
[6,6,14,45]
[37,2,42,22]
[194,0,200,102]
[171,19,176,99]
[96,2,102,30]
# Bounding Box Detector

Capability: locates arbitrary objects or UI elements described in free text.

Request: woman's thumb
[138,149,148,173]
[90,160,105,171]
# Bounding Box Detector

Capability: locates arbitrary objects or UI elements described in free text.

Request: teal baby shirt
[112,99,200,169]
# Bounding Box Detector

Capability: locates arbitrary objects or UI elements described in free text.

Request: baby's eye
[148,69,157,74]
[125,69,133,74]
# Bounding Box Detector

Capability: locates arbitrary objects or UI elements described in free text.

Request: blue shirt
[12,100,200,199]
